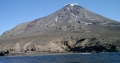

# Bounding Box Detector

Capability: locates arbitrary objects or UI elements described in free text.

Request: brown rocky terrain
[0,4,120,56]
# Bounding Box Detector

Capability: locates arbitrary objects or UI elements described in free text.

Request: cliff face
[0,4,120,56]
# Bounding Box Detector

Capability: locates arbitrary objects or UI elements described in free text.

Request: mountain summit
[64,3,79,6]
[0,4,120,56]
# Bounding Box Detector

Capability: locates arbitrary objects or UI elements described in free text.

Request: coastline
[2,52,92,57]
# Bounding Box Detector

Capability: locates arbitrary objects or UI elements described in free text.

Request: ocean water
[0,52,120,63]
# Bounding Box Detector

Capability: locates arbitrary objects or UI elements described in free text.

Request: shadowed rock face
[0,4,120,56]
[69,38,118,53]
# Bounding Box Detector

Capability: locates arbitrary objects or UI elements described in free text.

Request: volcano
[0,4,120,56]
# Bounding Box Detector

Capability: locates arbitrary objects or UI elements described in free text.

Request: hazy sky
[0,0,120,35]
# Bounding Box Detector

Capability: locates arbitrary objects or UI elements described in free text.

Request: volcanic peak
[65,3,79,6]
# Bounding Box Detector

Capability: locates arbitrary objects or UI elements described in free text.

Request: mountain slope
[1,4,118,37]
[0,4,120,56]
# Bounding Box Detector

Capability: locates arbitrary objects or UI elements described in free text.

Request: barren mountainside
[0,4,120,56]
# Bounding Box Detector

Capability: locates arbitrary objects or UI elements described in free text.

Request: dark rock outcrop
[0,50,9,56]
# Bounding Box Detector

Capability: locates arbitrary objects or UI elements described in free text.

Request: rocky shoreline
[0,38,119,56]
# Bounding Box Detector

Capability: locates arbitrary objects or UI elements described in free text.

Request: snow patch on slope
[70,3,78,6]
[64,3,79,6]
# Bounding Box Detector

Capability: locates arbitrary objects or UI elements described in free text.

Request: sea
[0,52,120,63]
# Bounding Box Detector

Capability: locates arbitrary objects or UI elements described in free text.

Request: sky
[0,0,120,35]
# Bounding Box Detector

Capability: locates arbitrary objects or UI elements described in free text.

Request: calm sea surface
[0,52,120,63]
